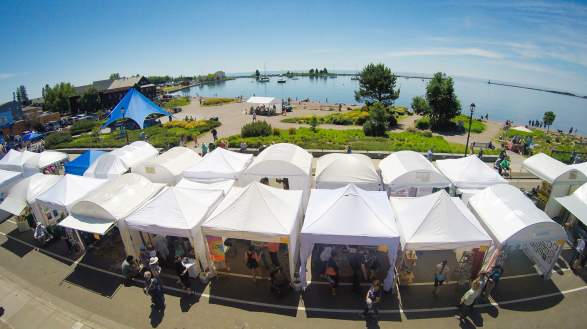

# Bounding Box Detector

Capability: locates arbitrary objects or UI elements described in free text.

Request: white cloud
[382,47,504,59]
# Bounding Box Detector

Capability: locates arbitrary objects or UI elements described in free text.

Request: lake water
[175,76,587,131]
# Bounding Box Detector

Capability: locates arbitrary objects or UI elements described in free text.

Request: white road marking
[1,230,586,314]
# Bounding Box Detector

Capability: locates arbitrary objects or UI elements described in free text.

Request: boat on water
[277,77,286,83]
[258,76,270,82]
[350,75,360,80]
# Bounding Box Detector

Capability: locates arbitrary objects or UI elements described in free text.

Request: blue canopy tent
[64,150,106,176]
[22,131,44,142]
[102,88,170,129]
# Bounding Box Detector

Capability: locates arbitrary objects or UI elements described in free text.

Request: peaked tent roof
[436,155,506,189]
[246,97,280,104]
[134,146,201,185]
[23,151,68,174]
[0,169,22,192]
[124,187,223,238]
[557,183,587,226]
[379,150,450,188]
[523,153,587,184]
[0,173,60,215]
[36,174,107,211]
[315,153,381,189]
[59,174,165,234]
[0,150,39,172]
[244,143,312,178]
[302,184,399,239]
[175,178,235,195]
[110,141,158,169]
[468,184,566,245]
[182,147,253,182]
[64,150,106,176]
[83,153,128,179]
[102,88,169,129]
[390,190,492,250]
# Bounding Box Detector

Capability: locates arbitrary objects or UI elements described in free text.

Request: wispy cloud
[0,73,17,80]
[382,48,504,59]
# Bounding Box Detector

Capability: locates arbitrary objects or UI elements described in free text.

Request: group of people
[457,266,504,322]
[495,149,511,177]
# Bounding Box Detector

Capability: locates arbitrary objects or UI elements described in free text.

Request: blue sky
[1,0,587,101]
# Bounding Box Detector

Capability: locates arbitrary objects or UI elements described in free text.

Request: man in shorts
[433,259,450,296]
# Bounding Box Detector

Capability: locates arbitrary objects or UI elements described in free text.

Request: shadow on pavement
[400,284,464,319]
[208,275,299,316]
[157,275,205,313]
[492,275,563,311]
[1,234,33,257]
[64,265,121,298]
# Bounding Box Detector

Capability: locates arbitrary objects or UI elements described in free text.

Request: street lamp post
[120,106,129,145]
[464,103,475,156]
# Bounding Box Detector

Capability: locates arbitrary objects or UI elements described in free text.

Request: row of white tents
[0,141,584,292]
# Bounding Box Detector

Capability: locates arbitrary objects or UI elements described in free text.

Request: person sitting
[499,157,511,177]
[270,266,289,297]
[122,255,139,285]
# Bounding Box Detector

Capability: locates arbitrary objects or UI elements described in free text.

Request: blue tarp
[0,111,14,129]
[22,131,44,141]
[102,88,170,129]
[64,150,106,176]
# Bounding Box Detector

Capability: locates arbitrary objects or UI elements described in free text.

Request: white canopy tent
[523,153,587,217]
[134,147,202,185]
[241,143,313,200]
[379,151,450,196]
[182,147,253,182]
[299,184,400,291]
[0,169,23,193]
[315,153,382,190]
[123,187,224,271]
[511,126,533,133]
[176,178,235,195]
[571,162,587,176]
[202,182,304,277]
[23,151,68,176]
[556,183,587,226]
[84,153,128,179]
[436,155,506,199]
[0,173,60,223]
[111,141,158,169]
[468,184,567,278]
[59,174,165,256]
[0,150,39,173]
[391,190,492,251]
[246,97,281,106]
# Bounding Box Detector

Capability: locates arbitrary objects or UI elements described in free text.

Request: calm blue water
[176,76,587,131]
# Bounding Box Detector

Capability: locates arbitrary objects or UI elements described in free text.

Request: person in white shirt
[458,280,481,322]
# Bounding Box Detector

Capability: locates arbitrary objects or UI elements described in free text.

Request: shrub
[273,128,281,136]
[416,117,431,130]
[288,127,297,135]
[241,121,272,137]
[202,97,235,106]
[70,119,98,135]
[45,132,72,148]
[162,96,190,108]
[421,130,433,137]
[309,116,319,132]
[362,103,389,137]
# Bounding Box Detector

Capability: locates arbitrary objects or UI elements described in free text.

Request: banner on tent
[206,236,225,262]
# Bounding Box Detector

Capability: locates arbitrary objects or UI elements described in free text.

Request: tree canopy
[109,73,120,80]
[354,63,400,106]
[363,102,392,137]
[15,85,29,106]
[79,86,101,113]
[43,82,76,114]
[543,111,556,132]
[411,96,429,115]
[425,72,461,128]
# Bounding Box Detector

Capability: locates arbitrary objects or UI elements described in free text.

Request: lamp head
[470,103,476,113]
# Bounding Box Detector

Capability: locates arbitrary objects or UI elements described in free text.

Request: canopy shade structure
[0,150,39,172]
[182,147,253,182]
[241,143,313,192]
[83,153,128,179]
[123,187,224,270]
[111,141,158,169]
[102,88,170,129]
[64,150,106,176]
[176,178,235,195]
[468,184,566,246]
[557,183,587,226]
[436,155,506,190]
[23,151,68,174]
[60,174,165,236]
[202,182,304,277]
[35,174,107,212]
[391,190,492,251]
[511,126,533,133]
[523,153,587,185]
[22,131,44,142]
[379,151,450,196]
[246,97,281,105]
[315,153,382,190]
[134,147,201,185]
[299,184,400,290]
[0,169,22,193]
[0,173,60,216]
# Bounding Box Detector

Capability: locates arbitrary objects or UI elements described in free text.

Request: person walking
[458,280,481,323]
[433,260,450,296]
[360,280,382,318]
[252,111,257,122]
[570,238,586,270]
[201,142,208,156]
[144,271,165,311]
[149,257,161,278]
[245,245,260,282]
[174,256,193,293]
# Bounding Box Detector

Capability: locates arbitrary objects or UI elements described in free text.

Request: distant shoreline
[487,80,587,100]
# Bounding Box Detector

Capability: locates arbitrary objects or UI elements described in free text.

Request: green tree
[79,86,101,113]
[411,96,429,115]
[354,63,400,106]
[44,82,76,114]
[425,72,461,129]
[362,102,390,137]
[255,69,260,79]
[15,85,29,105]
[109,73,120,80]
[543,111,556,132]
[309,116,319,132]
[323,68,328,74]
[309,68,315,75]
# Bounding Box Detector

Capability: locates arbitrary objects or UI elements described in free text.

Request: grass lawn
[162,85,191,93]
[227,127,488,154]
[202,97,237,106]
[452,114,486,133]
[48,120,220,149]
[498,127,586,163]
[281,106,408,126]
[162,96,190,108]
